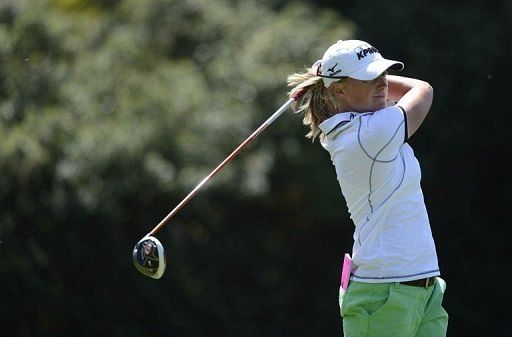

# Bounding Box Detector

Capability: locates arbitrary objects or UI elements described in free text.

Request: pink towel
[340,253,352,291]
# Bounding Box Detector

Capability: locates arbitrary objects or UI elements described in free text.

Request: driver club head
[132,236,166,279]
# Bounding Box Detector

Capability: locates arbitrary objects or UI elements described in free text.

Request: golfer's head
[315,40,404,88]
[287,39,404,141]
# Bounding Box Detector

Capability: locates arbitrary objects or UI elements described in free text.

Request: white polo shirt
[319,106,440,283]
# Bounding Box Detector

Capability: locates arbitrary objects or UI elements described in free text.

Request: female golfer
[287,39,448,336]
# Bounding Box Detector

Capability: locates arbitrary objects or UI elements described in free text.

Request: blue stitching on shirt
[354,113,406,246]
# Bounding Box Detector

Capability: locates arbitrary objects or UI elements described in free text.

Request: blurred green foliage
[1,0,511,336]
[1,0,354,336]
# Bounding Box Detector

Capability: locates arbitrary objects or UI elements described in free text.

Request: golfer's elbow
[422,81,434,107]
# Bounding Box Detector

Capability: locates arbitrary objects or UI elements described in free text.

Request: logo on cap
[355,46,380,60]
[327,62,341,76]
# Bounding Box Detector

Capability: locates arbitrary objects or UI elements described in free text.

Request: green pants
[339,278,448,337]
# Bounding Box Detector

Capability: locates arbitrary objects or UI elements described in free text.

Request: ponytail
[287,67,338,142]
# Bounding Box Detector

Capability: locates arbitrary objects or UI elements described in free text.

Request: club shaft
[148,97,296,236]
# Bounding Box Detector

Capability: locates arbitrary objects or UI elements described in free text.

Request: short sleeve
[356,106,407,161]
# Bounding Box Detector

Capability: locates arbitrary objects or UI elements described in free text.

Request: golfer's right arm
[387,75,433,138]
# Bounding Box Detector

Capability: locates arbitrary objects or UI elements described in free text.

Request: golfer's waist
[351,269,441,284]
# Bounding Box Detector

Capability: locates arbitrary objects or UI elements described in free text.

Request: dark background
[1,0,510,336]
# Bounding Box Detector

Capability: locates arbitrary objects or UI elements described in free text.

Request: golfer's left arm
[387,75,433,138]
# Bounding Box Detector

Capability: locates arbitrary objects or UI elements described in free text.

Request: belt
[401,277,436,288]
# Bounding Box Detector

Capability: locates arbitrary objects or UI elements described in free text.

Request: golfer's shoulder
[358,106,405,135]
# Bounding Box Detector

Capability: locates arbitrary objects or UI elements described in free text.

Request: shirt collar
[319,112,360,135]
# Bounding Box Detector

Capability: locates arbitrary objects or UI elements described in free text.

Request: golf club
[133,89,305,279]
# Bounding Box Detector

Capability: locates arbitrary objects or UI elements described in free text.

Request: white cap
[314,40,404,87]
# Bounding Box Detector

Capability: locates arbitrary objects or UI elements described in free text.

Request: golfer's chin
[373,96,388,110]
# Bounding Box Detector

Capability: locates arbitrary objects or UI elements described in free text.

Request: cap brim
[349,59,404,81]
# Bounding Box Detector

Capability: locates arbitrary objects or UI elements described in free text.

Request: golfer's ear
[329,82,345,98]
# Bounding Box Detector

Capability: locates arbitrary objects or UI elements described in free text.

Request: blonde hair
[287,67,339,141]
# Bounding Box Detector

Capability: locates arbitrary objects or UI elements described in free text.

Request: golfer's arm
[387,75,433,138]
